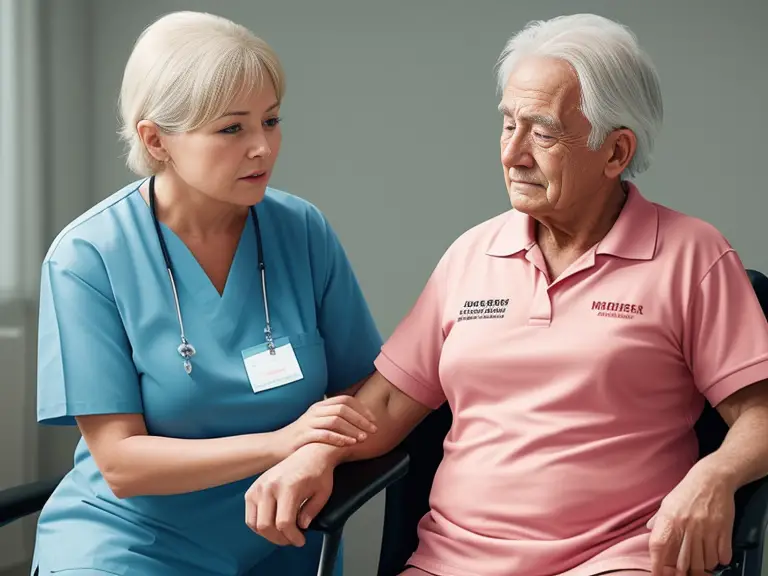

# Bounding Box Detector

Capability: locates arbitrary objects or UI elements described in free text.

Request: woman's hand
[273,395,378,458]
[245,443,339,547]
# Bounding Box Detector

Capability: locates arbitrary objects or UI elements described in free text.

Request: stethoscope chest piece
[178,338,196,375]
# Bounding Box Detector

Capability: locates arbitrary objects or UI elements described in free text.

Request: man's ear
[603,128,637,179]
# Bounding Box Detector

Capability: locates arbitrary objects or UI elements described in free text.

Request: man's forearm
[317,371,432,466]
[702,404,768,490]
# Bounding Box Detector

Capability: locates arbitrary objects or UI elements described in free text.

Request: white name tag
[242,337,304,393]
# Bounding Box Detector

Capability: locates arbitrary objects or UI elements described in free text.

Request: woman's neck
[142,172,249,239]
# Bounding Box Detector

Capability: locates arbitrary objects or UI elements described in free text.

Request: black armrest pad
[734,476,768,549]
[310,450,409,534]
[0,476,62,526]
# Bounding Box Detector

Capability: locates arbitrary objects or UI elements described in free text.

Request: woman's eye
[504,124,516,132]
[264,117,282,128]
[534,132,554,140]
[220,124,242,134]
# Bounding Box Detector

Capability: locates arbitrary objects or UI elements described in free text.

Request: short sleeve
[37,250,143,426]
[312,217,383,394]
[374,254,450,410]
[683,250,768,406]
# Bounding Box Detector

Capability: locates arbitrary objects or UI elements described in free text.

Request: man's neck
[536,181,627,254]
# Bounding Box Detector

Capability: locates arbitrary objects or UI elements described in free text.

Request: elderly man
[244,13,768,576]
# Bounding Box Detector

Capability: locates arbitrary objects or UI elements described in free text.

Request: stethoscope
[148,175,277,375]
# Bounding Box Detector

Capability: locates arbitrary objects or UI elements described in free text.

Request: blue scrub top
[33,180,383,575]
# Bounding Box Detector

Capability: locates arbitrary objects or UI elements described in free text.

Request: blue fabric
[33,181,381,575]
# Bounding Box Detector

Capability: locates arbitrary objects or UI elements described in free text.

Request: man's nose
[501,131,534,170]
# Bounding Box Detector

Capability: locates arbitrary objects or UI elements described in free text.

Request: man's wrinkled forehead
[499,58,583,125]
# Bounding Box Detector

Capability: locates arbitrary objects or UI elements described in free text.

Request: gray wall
[8,0,767,574]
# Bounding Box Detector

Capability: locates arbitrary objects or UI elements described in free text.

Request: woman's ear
[136,120,170,163]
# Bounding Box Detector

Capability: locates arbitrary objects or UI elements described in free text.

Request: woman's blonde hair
[118,11,285,176]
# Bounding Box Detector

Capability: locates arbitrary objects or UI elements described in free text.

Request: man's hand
[245,443,338,547]
[648,461,735,576]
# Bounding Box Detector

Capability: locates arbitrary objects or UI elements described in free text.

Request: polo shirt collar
[485,181,658,261]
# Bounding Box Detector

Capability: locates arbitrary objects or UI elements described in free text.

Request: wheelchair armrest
[310,449,409,534]
[734,475,768,549]
[0,476,62,527]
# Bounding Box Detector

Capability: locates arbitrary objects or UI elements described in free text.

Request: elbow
[101,462,137,499]
[76,415,151,499]
[108,482,135,500]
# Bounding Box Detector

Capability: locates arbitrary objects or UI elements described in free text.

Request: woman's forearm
[104,432,281,498]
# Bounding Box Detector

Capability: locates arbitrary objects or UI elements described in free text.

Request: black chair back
[377,268,768,576]
[378,402,452,576]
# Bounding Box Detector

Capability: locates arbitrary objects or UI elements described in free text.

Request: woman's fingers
[315,402,377,434]
[312,414,370,441]
[317,396,377,427]
[308,428,358,447]
[254,490,289,546]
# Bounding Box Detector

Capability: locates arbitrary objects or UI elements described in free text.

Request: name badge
[241,337,304,393]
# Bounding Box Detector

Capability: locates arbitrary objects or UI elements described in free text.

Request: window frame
[0,0,43,300]
[0,0,20,296]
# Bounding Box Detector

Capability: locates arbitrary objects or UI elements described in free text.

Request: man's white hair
[496,14,663,177]
[118,11,285,176]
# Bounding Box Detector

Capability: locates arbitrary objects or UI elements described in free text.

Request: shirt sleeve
[311,215,383,394]
[374,253,450,410]
[37,245,143,426]
[683,250,768,406]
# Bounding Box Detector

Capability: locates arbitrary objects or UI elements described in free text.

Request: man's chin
[509,191,542,214]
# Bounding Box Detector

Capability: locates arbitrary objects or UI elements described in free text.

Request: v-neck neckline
[159,213,254,305]
[163,213,259,341]
[134,188,261,341]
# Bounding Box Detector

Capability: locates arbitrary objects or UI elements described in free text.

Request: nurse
[31,10,382,576]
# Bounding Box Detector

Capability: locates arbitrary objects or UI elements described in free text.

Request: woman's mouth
[241,171,267,183]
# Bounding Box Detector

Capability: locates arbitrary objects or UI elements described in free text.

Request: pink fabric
[375,183,768,576]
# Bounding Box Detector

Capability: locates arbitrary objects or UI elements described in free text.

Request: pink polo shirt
[374,183,768,576]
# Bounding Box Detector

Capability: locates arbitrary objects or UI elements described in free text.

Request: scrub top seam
[46,181,146,259]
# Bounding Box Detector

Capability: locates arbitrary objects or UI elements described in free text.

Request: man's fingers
[650,539,665,576]
[717,532,733,566]
[675,530,691,576]
[649,520,669,576]
[647,513,657,530]
[688,529,707,576]
[702,528,721,571]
